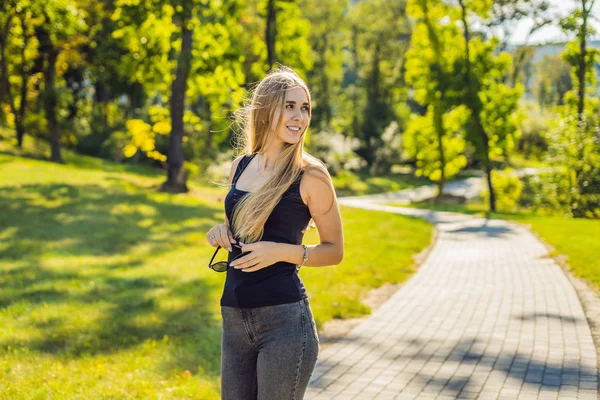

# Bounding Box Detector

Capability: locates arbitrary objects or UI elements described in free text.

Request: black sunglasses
[208,240,247,272]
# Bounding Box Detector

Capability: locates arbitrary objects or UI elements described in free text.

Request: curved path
[305,200,598,400]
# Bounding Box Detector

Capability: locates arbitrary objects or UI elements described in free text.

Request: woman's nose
[293,109,304,121]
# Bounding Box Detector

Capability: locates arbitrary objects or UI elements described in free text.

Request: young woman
[205,66,344,400]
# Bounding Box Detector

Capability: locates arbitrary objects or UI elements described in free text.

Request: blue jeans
[220,298,319,400]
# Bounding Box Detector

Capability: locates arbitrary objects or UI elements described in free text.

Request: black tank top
[220,154,312,308]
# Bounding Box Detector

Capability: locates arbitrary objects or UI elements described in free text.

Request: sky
[508,0,600,45]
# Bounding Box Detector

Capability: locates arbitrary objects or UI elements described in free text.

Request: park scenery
[1,0,600,399]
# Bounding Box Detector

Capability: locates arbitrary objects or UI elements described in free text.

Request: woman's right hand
[206,223,236,251]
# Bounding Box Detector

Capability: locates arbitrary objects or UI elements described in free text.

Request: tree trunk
[433,103,446,202]
[44,47,62,163]
[204,96,213,154]
[364,41,381,168]
[458,0,496,212]
[0,13,11,105]
[577,0,588,122]
[351,25,360,140]
[266,0,276,70]
[16,16,29,147]
[93,79,110,138]
[422,0,446,201]
[1,12,31,147]
[162,23,192,193]
[321,32,331,127]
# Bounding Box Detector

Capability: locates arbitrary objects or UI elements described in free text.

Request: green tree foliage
[404,106,469,183]
[270,1,313,74]
[546,113,600,218]
[346,0,411,171]
[236,0,312,83]
[456,0,523,212]
[72,1,144,159]
[0,0,87,161]
[543,0,600,218]
[404,0,468,198]
[301,0,346,131]
[559,0,598,120]
[533,54,572,109]
[483,169,524,212]
[111,0,248,191]
[0,0,39,147]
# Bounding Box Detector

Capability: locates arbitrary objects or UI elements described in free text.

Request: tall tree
[0,0,35,147]
[262,0,312,72]
[560,0,598,122]
[457,0,496,210]
[405,0,468,199]
[302,0,347,131]
[266,0,277,69]
[36,0,87,163]
[347,0,411,170]
[548,0,600,218]
[113,0,246,192]
[456,0,523,212]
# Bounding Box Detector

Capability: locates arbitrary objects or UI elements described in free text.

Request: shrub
[518,172,571,215]
[306,130,362,175]
[517,105,550,160]
[332,170,368,195]
[482,169,524,212]
[371,121,403,176]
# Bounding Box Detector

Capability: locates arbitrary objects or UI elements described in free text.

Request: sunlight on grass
[0,145,433,399]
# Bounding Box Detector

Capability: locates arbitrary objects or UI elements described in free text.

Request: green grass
[0,132,433,398]
[389,201,600,294]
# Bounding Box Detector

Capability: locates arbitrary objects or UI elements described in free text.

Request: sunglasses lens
[211,261,228,272]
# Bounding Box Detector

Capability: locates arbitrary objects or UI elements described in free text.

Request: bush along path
[306,199,598,400]
[338,167,549,205]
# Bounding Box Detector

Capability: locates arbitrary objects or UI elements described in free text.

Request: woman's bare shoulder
[302,154,331,180]
[300,154,335,206]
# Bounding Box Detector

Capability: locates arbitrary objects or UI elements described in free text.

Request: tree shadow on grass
[0,182,228,377]
[0,183,223,260]
[0,147,163,178]
[2,269,224,376]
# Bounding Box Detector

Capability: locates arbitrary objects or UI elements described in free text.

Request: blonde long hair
[231,66,324,243]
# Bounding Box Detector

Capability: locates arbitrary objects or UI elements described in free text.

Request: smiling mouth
[287,126,302,132]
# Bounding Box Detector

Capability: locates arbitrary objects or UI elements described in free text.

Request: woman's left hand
[230,241,282,273]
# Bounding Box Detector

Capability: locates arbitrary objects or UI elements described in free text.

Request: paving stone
[304,201,599,400]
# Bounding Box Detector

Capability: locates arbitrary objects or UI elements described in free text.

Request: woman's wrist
[276,243,306,265]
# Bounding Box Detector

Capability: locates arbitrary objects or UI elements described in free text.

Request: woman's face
[270,87,311,146]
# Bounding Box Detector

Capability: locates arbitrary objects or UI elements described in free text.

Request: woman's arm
[279,164,344,267]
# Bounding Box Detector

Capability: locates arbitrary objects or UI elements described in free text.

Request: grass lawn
[0,132,433,399]
[389,200,600,294]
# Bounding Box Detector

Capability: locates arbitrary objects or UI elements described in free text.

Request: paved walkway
[305,199,598,400]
